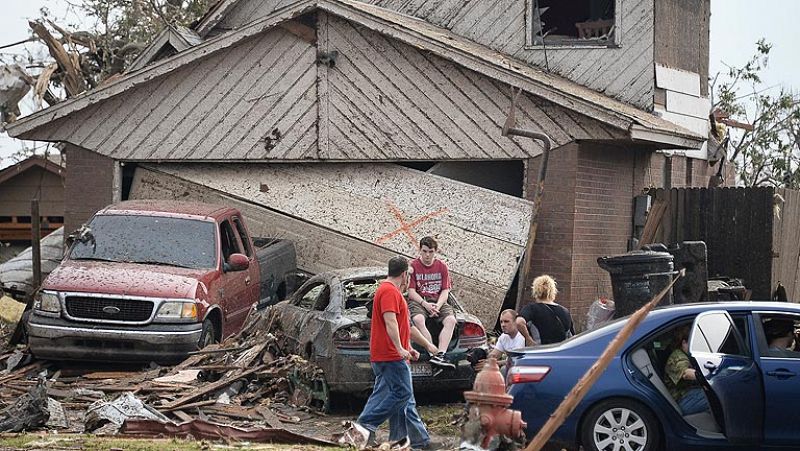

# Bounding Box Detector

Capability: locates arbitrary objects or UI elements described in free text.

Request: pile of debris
[0,308,335,445]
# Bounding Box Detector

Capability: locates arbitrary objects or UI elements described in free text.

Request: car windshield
[69,214,217,269]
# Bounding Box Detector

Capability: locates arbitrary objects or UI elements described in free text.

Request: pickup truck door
[217,218,251,335]
[688,310,764,445]
[232,216,260,308]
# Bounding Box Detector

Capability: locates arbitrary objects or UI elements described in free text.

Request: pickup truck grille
[65,296,154,322]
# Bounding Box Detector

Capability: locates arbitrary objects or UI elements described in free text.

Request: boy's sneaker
[429,352,456,369]
[338,421,372,449]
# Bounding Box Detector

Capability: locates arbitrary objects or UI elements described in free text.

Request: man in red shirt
[408,236,457,369]
[340,256,431,449]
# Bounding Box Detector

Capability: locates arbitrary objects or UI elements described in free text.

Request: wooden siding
[322,15,624,159]
[0,167,63,217]
[38,27,318,161]
[130,164,535,326]
[218,0,656,109]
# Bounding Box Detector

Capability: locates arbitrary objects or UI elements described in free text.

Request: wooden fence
[646,187,800,301]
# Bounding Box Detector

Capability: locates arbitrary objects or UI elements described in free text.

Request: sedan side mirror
[225,253,250,272]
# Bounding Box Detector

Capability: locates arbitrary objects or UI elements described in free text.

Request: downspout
[502,88,553,310]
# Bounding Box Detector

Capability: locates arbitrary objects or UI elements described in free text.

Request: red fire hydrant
[463,358,527,448]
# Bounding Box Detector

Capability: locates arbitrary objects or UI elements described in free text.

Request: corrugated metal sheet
[129,163,534,326]
[219,0,656,109]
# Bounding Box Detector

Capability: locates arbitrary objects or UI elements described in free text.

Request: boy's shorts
[408,299,454,322]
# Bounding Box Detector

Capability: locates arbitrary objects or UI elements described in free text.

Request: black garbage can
[597,251,674,318]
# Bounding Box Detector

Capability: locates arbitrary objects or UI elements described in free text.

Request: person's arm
[515,316,535,346]
[383,311,411,360]
[435,288,450,310]
[488,336,505,360]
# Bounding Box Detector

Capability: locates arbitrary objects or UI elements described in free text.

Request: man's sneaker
[390,436,411,450]
[429,352,456,369]
[338,421,372,449]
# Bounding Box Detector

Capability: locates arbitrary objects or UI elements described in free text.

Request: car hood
[44,260,211,299]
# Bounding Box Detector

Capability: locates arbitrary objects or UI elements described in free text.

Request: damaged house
[5,0,720,326]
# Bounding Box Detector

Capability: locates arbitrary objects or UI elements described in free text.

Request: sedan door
[688,310,764,445]
[755,312,800,446]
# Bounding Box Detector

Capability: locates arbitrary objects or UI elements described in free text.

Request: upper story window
[527,0,618,48]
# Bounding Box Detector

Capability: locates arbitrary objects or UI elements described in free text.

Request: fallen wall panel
[130,164,533,325]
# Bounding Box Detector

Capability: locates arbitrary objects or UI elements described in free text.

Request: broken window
[530,0,617,47]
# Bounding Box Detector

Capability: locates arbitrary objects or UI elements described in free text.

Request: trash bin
[597,251,675,318]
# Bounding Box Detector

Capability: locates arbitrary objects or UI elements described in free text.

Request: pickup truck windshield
[70,215,217,269]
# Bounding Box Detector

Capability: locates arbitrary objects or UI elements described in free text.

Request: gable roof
[0,154,65,186]
[128,25,204,71]
[5,0,703,148]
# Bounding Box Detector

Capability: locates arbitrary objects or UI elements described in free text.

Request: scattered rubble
[0,308,337,445]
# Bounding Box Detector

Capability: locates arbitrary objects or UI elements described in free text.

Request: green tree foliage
[713,39,800,188]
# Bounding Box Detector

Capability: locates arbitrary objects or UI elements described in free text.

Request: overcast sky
[1,0,799,168]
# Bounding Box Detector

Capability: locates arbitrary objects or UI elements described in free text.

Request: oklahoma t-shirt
[370,281,411,362]
[409,258,451,299]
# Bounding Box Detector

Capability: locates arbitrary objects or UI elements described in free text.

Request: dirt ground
[0,399,464,451]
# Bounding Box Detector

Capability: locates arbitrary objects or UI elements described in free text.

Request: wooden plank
[665,91,711,120]
[161,365,266,410]
[655,65,701,97]
[317,12,330,159]
[655,107,708,136]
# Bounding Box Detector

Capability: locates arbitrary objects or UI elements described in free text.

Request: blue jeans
[678,387,709,415]
[389,393,430,448]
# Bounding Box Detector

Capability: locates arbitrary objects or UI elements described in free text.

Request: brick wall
[63,144,115,234]
[525,143,578,309]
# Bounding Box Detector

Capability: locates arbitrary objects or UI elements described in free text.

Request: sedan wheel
[582,399,660,451]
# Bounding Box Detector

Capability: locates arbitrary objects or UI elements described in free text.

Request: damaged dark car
[269,267,487,399]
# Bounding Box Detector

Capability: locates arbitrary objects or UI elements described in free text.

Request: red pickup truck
[26,200,296,363]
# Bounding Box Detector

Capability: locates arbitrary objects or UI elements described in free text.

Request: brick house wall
[526,145,732,328]
[63,145,115,235]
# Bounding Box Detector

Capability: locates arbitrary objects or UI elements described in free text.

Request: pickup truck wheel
[198,319,218,349]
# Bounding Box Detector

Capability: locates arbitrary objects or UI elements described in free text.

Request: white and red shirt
[409,258,451,300]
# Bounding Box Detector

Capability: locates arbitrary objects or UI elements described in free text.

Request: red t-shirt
[409,258,451,300]
[370,281,411,362]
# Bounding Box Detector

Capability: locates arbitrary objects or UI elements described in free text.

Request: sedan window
[691,312,746,357]
[758,314,800,358]
[343,279,380,310]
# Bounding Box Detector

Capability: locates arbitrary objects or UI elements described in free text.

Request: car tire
[581,398,661,451]
[198,319,218,349]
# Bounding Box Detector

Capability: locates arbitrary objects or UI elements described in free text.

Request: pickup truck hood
[44,260,212,299]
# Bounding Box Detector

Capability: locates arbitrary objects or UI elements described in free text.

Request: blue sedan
[507,302,800,451]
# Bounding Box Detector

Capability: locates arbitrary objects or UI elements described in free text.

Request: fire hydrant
[463,358,527,449]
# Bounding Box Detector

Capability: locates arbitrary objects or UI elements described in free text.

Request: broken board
[129,164,534,326]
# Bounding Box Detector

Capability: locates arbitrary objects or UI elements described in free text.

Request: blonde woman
[514,275,574,346]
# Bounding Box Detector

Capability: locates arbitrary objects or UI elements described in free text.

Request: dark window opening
[17,216,31,224]
[232,217,252,258]
[46,216,64,224]
[121,163,138,201]
[219,220,242,261]
[532,0,616,46]
[0,217,12,223]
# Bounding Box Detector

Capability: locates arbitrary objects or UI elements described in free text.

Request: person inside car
[764,318,800,357]
[407,236,457,369]
[515,275,574,346]
[664,325,710,416]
